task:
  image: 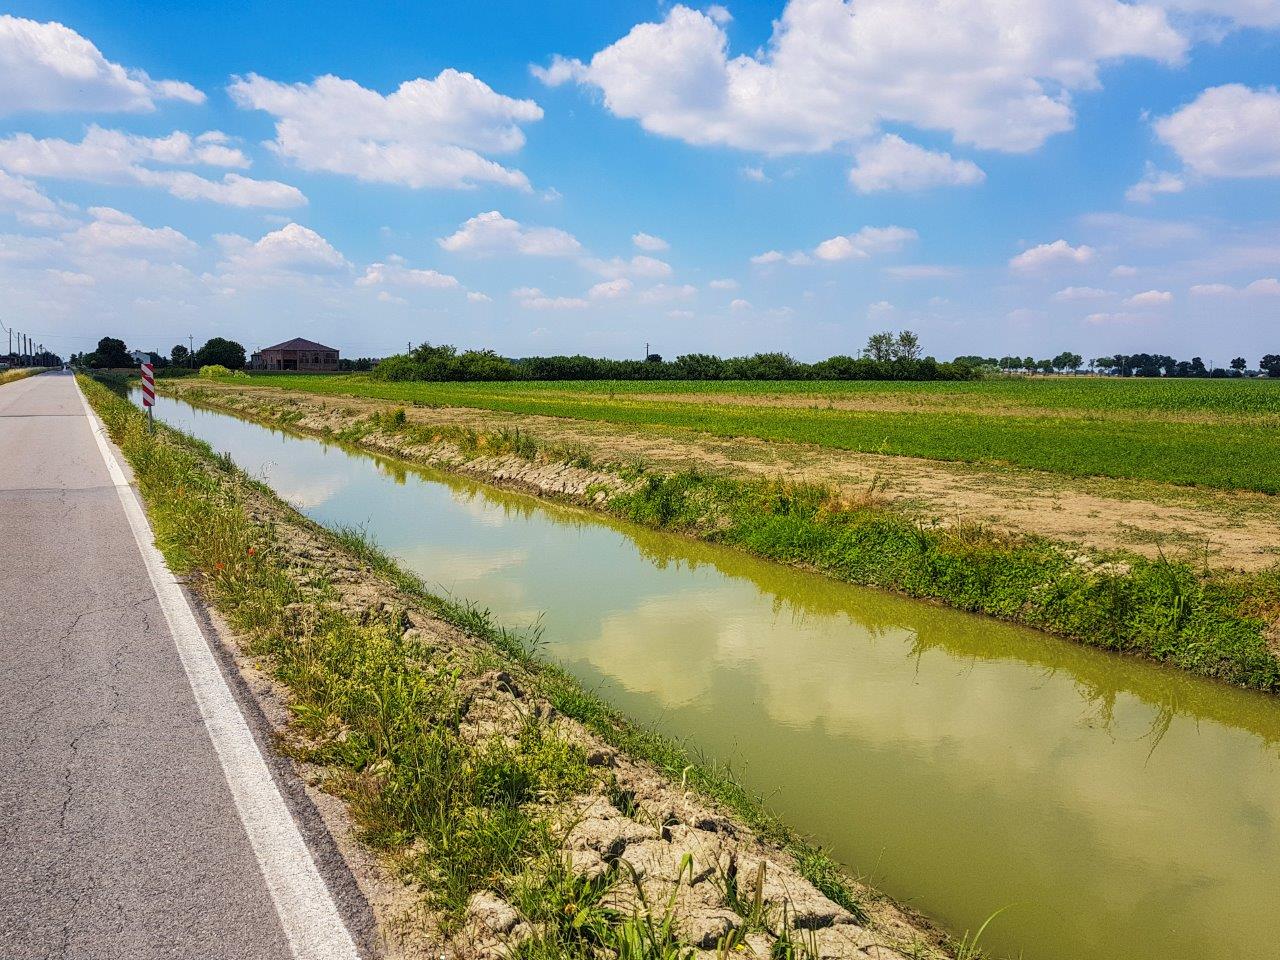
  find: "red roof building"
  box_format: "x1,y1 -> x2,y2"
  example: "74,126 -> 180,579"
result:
251,338 -> 339,372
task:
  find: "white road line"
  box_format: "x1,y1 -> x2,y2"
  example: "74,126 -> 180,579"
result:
75,379 -> 360,960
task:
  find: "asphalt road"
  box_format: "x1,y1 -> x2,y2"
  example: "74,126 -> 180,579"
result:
0,372 -> 369,959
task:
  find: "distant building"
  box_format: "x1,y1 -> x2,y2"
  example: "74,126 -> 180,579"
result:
251,338 -> 340,372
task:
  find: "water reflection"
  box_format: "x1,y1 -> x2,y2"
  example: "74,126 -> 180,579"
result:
144,392 -> 1280,960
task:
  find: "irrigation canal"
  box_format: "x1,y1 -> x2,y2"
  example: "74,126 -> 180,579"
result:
140,389 -> 1280,960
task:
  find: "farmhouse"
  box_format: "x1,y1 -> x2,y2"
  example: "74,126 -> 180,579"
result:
251,337 -> 340,372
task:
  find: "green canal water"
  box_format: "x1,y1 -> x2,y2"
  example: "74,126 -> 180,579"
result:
143,391 -> 1280,960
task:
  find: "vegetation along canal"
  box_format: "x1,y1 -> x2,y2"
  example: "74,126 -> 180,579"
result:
141,389 -> 1280,960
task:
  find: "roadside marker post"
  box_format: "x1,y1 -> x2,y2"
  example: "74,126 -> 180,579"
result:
140,361 -> 155,433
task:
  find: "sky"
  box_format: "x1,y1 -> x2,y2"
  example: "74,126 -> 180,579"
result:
0,1 -> 1278,364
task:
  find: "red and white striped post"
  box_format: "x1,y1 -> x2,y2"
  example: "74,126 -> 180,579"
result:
140,361 -> 155,432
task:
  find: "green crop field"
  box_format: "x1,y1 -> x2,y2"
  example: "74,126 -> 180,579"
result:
233,374 -> 1280,493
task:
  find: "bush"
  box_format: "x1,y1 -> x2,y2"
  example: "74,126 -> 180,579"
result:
199,364 -> 248,380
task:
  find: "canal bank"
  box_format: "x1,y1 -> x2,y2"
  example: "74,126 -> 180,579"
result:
129,378 -> 1280,960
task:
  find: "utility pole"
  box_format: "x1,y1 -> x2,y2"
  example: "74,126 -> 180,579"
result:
188,334 -> 194,368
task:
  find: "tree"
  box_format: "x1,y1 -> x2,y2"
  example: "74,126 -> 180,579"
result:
1231,357 -> 1247,372
893,330 -> 922,361
864,331 -> 895,362
171,344 -> 190,366
195,337 -> 246,370
1261,355 -> 1280,378
89,336 -> 131,368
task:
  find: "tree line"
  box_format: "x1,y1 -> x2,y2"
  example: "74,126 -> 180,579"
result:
373,331 -> 977,383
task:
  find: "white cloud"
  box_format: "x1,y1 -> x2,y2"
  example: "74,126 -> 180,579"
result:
228,71 -> 542,191
730,298 -> 751,311
377,291 -> 407,305
583,254 -> 672,278
883,264 -> 960,280
1155,85 -> 1280,179
0,169 -> 53,211
519,291 -> 590,310
1125,163 -> 1186,202
0,15 -> 203,115
632,231 -> 669,251
1054,286 -> 1113,301
1085,311 -> 1149,324
46,268 -> 95,286
588,278 -> 633,299
0,127 -> 305,208
534,1 -> 1185,154
709,278 -> 738,290
741,165 -> 770,183
357,258 -> 459,289
1112,264 -> 1139,277
438,210 -> 581,257
1124,289 -> 1174,306
66,207 -> 196,257
814,225 -> 917,261
638,282 -> 696,303
848,135 -> 984,193
466,291 -> 492,303
1191,277 -> 1280,296
219,223 -> 347,274
751,249 -> 810,266
1009,239 -> 1095,271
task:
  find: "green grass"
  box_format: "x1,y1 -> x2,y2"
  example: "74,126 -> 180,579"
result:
231,374 -> 1280,493
81,373 -> 922,957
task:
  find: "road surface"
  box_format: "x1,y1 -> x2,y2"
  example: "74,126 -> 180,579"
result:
0,371 -> 370,959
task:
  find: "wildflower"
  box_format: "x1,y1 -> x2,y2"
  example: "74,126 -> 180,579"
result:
247,547 -> 256,557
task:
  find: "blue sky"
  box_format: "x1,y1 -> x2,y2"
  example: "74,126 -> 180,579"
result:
1,1 -> 1278,364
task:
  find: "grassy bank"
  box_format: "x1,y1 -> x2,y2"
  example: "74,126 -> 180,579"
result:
0,367 -> 42,386
167,380 -> 1280,693
234,373 -> 1280,493
81,374 -> 951,960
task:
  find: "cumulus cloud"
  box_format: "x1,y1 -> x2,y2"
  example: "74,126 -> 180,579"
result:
1190,277 -> 1280,295
0,15 -> 203,115
1155,84 -> 1280,179
1009,239 -> 1095,271
1053,285 -> 1113,301
709,278 -> 738,290
438,210 -> 581,257
588,278 -> 633,299
1124,288 -> 1174,306
228,71 -> 542,191
848,135 -> 984,193
0,127 -> 305,208
751,249 -> 810,266
1126,163 -> 1186,202
583,254 -> 672,278
813,226 -> 917,261
0,168 -> 54,211
533,1 -> 1185,154
638,282 -> 696,303
632,231 -> 669,251
219,223 -> 347,274
66,206 -> 196,257
882,264 -> 960,280
511,286 -> 589,310
357,257 -> 459,289
466,291 -> 492,303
